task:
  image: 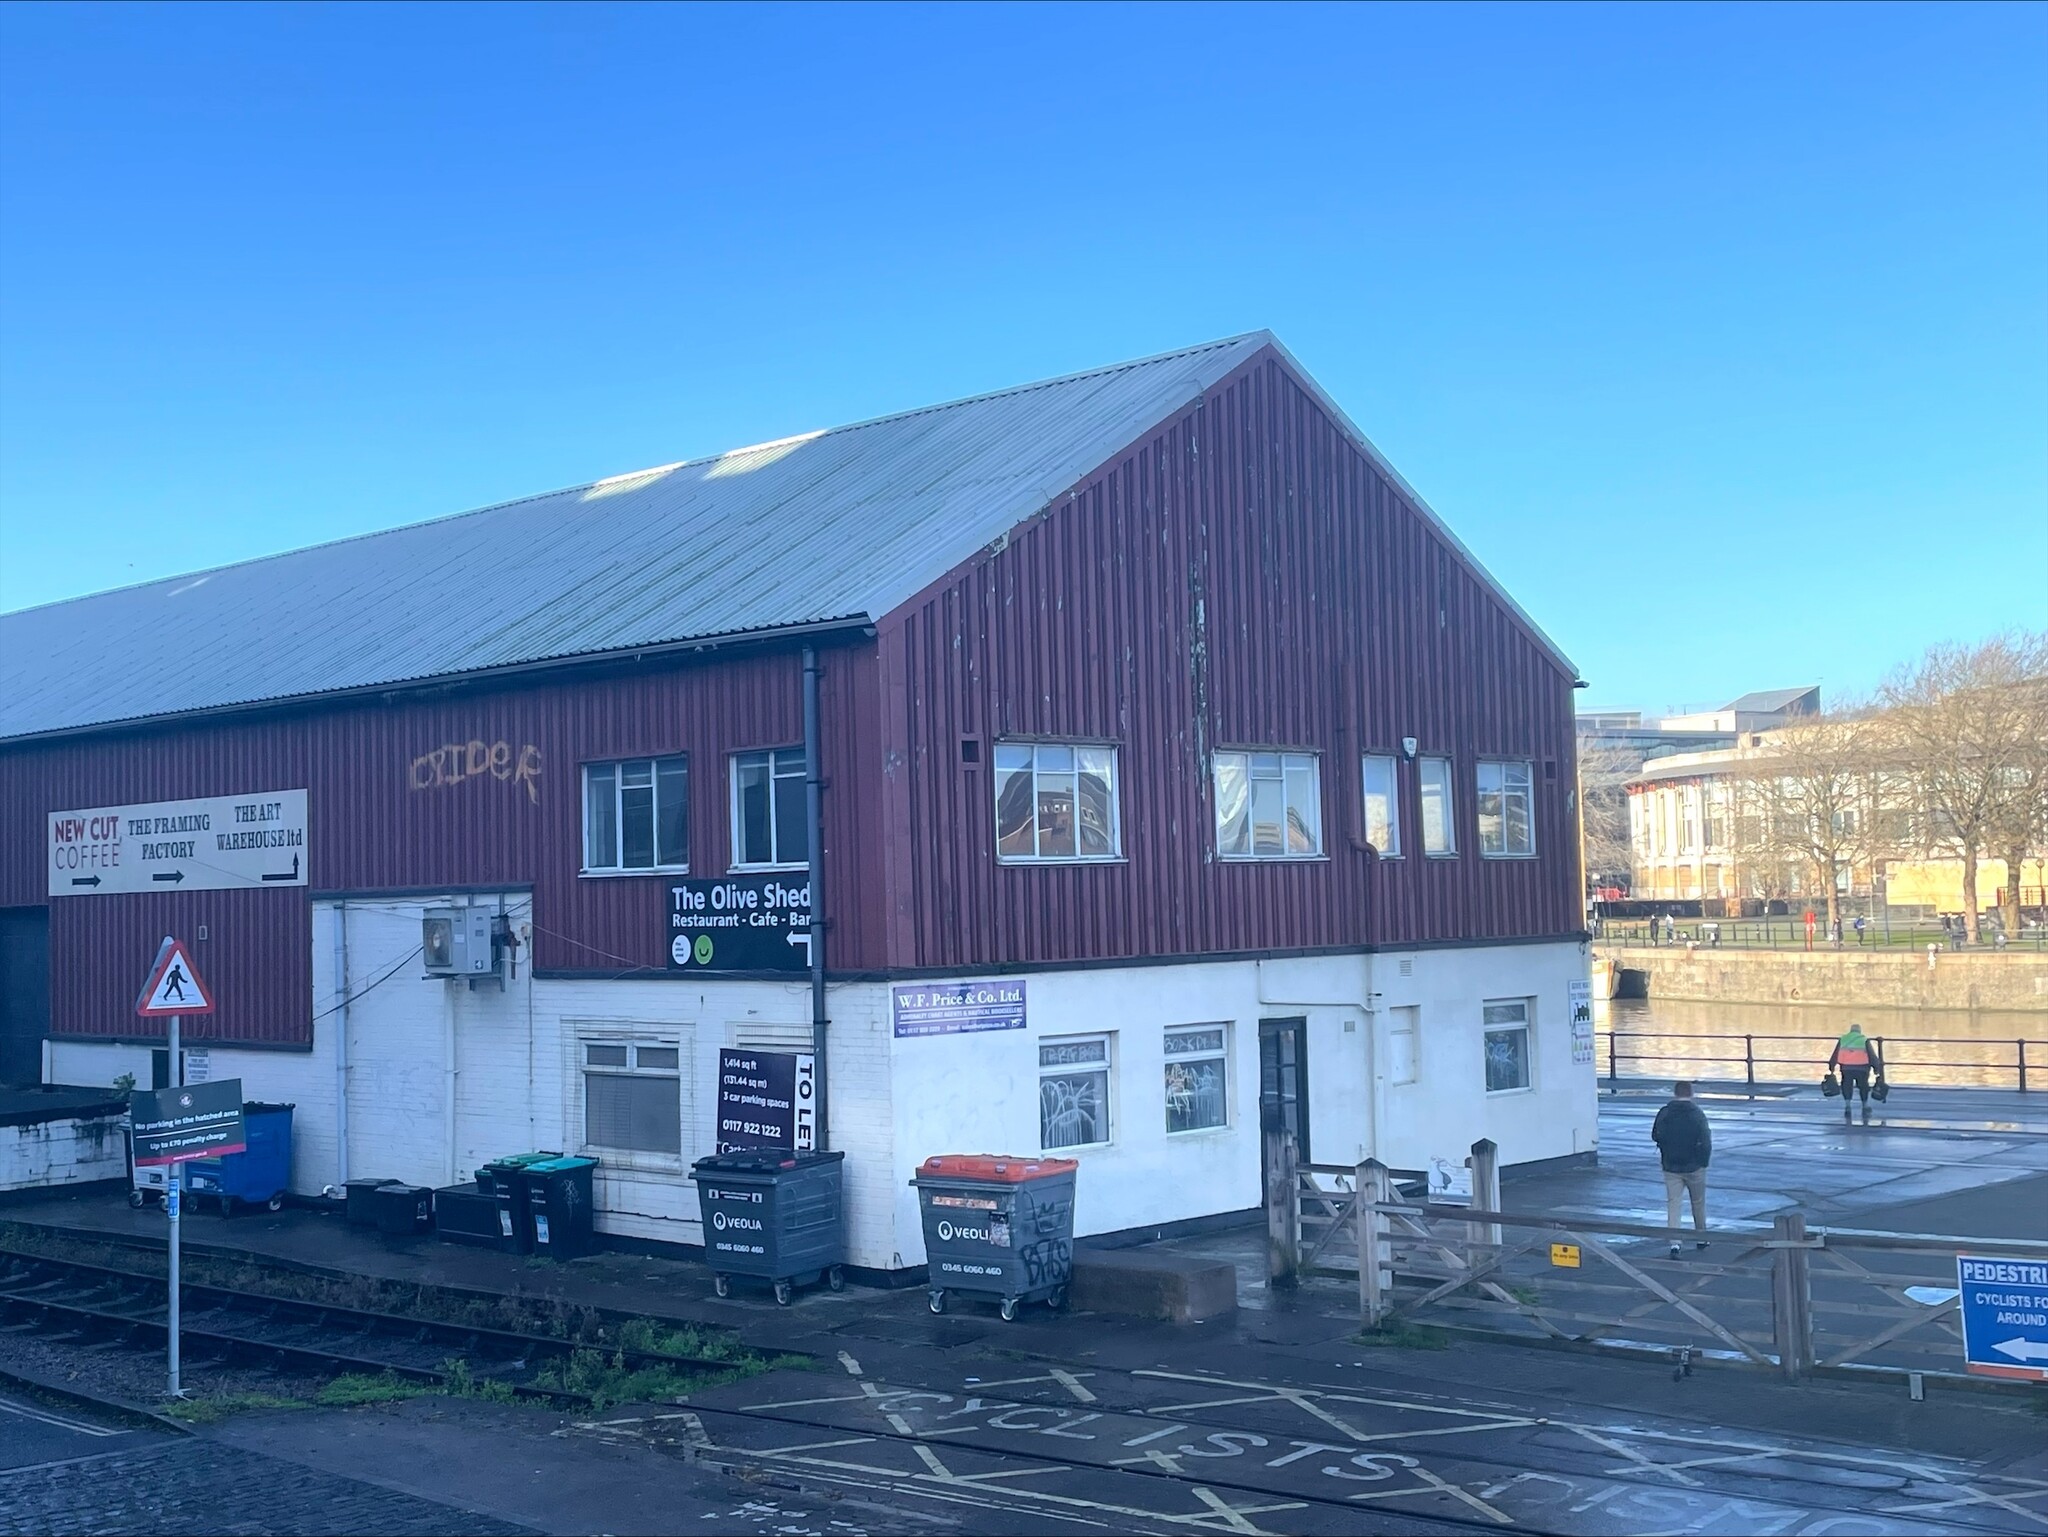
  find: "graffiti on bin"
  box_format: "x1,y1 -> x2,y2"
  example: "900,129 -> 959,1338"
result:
1020,1238 -> 1072,1288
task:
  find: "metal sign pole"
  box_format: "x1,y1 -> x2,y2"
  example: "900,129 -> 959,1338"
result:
167,1010 -> 182,1399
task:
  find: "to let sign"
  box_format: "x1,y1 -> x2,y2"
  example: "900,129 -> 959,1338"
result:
668,875 -> 810,973
131,1078 -> 246,1167
715,1048 -> 816,1153
49,790 -> 308,896
1957,1254 -> 2048,1380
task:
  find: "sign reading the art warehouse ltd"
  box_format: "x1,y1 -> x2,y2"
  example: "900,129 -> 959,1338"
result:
130,1078 -> 245,1167
715,1048 -> 816,1153
50,790 -> 307,897
892,979 -> 1027,1039
668,875 -> 810,973
1569,978 -> 1594,1065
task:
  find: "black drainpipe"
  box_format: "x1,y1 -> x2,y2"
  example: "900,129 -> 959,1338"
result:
803,644 -> 830,1152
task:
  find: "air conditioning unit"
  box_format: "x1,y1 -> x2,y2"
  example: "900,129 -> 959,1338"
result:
423,906 -> 494,977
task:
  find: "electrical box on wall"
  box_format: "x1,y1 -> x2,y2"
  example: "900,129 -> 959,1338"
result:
422,906 -> 494,977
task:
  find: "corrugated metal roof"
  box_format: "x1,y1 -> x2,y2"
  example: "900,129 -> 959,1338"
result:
1722,687 -> 1819,715
0,330 -> 1574,742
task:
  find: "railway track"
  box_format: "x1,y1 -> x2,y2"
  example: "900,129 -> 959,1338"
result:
0,1245 -> 763,1408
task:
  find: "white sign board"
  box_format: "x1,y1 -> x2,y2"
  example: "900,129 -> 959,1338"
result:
1569,978 -> 1594,1065
50,790 -> 308,897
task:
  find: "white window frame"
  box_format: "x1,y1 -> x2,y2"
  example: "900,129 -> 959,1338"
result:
1362,755 -> 1401,857
1214,750 -> 1324,860
582,755 -> 689,875
1039,1033 -> 1114,1151
1482,998 -> 1533,1095
1419,755 -> 1457,857
994,742 -> 1122,863
1163,1023 -> 1230,1136
1476,758 -> 1536,859
730,747 -> 808,871
576,1032 -> 686,1167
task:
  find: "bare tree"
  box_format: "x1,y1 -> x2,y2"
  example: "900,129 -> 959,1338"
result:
1881,632 -> 2048,943
1576,736 -> 1640,893
1981,635 -> 2048,936
1729,715 -> 1878,933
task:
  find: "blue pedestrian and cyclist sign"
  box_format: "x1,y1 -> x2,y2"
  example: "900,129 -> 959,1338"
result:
1956,1254 -> 2048,1381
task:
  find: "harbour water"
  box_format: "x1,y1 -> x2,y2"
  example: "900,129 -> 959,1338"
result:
1596,994 -> 2048,1090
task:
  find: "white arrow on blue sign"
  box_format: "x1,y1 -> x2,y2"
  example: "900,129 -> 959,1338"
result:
1956,1254 -> 2048,1379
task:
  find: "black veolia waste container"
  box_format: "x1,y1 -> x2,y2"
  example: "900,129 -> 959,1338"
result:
522,1156 -> 599,1260
690,1149 -> 846,1305
374,1183 -> 435,1235
911,1154 -> 1077,1321
434,1182 -> 508,1248
345,1178 -> 399,1226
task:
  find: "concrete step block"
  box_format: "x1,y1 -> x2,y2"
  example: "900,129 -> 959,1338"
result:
1068,1247 -> 1237,1323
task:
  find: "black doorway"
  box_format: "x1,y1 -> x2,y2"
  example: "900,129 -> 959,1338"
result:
1258,1016 -> 1310,1187
0,909 -> 51,1087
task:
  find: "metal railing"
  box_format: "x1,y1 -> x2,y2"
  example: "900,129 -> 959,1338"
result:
1596,916 -> 2048,951
1597,1029 -> 2048,1092
1265,1131 -> 2048,1385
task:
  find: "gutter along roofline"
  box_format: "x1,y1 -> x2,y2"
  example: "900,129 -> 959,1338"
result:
0,615 -> 876,750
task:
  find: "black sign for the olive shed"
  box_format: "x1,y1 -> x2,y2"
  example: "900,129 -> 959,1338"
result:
130,1078 -> 246,1167
668,874 -> 810,973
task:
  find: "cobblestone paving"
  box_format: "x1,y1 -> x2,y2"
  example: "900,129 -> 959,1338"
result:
0,1440 -> 534,1537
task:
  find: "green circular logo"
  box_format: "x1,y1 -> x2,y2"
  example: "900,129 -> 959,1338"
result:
693,934 -> 714,966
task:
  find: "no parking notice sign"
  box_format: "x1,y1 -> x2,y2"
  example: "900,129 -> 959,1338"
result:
1956,1255 -> 2048,1381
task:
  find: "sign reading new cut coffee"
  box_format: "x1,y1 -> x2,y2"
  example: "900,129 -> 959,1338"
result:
891,979 -> 1027,1039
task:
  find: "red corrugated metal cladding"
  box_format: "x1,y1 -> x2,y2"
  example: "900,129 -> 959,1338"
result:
874,348 -> 1580,970
1,344 -> 1579,1050
0,644 -> 885,1047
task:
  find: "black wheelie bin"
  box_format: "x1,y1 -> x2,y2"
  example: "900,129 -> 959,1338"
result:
910,1154 -> 1078,1321
690,1149 -> 846,1305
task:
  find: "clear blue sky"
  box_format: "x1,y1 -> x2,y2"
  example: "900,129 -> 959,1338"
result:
2,3 -> 2042,714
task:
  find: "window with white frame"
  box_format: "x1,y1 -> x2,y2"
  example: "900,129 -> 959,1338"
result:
1214,750 -> 1323,858
1163,1024 -> 1229,1134
581,1039 -> 683,1154
584,757 -> 688,872
1482,999 -> 1532,1093
1476,759 -> 1535,857
995,743 -> 1120,861
732,748 -> 807,868
1039,1034 -> 1113,1149
1419,756 -> 1457,856
1362,755 -> 1401,856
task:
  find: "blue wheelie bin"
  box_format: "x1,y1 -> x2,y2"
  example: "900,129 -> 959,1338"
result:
184,1102 -> 295,1217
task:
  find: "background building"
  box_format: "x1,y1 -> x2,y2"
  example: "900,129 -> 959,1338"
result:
0,333 -> 1594,1271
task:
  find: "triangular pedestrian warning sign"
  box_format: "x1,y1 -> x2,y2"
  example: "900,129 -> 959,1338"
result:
136,935 -> 214,1017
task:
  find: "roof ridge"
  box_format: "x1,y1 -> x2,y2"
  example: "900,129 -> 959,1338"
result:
0,331 -> 1273,622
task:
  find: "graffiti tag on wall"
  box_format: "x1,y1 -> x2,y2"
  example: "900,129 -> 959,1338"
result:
410,740 -> 543,804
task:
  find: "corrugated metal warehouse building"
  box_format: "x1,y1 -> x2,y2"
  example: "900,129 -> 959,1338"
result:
0,332 -> 1597,1270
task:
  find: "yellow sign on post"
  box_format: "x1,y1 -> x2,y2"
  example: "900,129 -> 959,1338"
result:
1550,1242 -> 1581,1268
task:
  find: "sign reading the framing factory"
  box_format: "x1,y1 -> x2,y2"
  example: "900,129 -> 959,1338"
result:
668,875 -> 810,973
130,1078 -> 246,1167
891,979 -> 1027,1039
1956,1254 -> 2048,1380
715,1048 -> 816,1153
49,790 -> 308,897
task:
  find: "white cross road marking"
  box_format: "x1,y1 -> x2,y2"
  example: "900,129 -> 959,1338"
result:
1188,1484 -> 1265,1534
1051,1368 -> 1098,1403
1880,1483 -> 2048,1528
1568,1424 -> 1705,1487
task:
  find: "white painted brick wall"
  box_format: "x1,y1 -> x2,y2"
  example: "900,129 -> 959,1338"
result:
1,1114 -> 128,1192
45,924 -> 1592,1277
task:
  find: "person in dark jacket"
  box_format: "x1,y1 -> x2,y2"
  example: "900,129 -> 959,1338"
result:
1651,1081 -> 1712,1258
1828,1024 -> 1884,1124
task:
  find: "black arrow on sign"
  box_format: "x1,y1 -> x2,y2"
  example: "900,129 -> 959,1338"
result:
152,870 -> 185,884
262,853 -> 300,883
70,875 -> 101,888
